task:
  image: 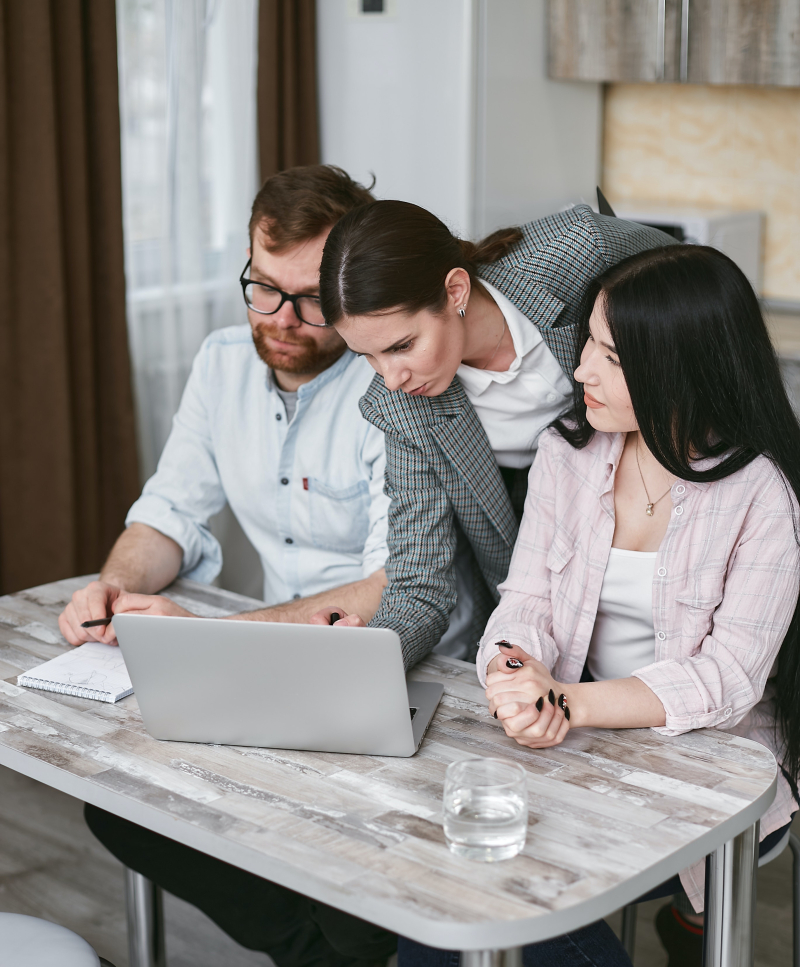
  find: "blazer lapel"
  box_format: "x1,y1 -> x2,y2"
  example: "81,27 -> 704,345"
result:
480,260 -> 576,377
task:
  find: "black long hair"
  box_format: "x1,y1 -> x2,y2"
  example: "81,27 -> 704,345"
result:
554,244 -> 800,791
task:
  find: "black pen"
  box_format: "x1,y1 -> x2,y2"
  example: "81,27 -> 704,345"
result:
81,618 -> 113,628
329,612 -> 341,625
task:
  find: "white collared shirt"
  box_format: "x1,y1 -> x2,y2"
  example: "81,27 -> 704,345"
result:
126,326 -> 389,605
456,280 -> 573,468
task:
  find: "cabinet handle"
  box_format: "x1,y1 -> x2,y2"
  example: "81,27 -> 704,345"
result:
656,0 -> 666,81
680,0 -> 690,81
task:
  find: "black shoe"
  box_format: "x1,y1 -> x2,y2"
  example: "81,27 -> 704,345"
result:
655,902 -> 703,967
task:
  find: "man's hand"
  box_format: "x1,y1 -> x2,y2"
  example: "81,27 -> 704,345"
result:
308,605 -> 367,627
112,592 -> 196,619
485,643 -> 570,749
58,524 -> 184,646
59,581 -> 125,646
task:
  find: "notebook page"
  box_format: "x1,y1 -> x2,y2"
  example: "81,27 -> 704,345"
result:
18,642 -> 133,703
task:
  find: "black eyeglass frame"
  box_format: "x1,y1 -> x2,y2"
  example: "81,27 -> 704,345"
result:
238,258 -> 328,327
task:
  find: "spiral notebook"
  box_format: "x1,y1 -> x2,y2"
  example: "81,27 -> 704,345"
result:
18,642 -> 133,703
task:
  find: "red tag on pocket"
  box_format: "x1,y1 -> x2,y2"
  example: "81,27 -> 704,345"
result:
302,477 -> 309,491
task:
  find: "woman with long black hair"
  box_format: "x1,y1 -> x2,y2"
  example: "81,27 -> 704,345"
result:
472,243 -> 800,964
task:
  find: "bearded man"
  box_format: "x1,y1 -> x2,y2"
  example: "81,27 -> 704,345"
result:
57,167 -> 402,967
59,165 -> 390,644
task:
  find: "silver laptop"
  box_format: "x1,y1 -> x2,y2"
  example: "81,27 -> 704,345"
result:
113,614 -> 443,757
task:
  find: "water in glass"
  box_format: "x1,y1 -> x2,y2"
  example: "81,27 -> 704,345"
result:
443,758 -> 528,861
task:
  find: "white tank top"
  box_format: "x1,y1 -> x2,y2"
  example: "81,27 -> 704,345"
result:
587,548 -> 657,682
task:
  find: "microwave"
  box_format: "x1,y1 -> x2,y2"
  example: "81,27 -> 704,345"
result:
613,203 -> 764,295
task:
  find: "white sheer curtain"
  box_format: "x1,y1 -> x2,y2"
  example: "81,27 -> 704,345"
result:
116,0 -> 264,598
116,0 -> 259,481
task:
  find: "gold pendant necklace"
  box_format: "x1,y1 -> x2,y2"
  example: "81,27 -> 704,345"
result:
635,438 -> 673,517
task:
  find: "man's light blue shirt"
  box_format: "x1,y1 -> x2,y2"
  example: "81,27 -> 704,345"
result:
126,326 -> 389,605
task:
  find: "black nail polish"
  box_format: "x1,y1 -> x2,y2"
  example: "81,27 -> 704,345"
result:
506,658 -> 523,669
535,696 -> 544,712
548,689 -> 555,705
493,710 -> 498,719
564,707 -> 571,721
497,641 -> 513,649
558,693 -> 567,710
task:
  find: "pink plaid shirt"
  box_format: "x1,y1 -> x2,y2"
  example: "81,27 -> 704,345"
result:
478,428 -> 800,910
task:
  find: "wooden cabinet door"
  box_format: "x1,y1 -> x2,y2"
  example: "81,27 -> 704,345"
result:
548,0 -> 684,82
687,0 -> 800,86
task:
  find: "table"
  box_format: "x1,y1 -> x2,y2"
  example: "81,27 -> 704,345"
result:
0,577 -> 778,967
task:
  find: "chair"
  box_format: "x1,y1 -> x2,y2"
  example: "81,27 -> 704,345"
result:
0,912 -> 116,966
618,831 -> 800,964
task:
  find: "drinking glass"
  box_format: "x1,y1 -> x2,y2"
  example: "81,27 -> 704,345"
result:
443,757 -> 528,861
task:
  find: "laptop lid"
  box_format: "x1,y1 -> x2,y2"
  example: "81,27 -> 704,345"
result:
113,614 -> 440,757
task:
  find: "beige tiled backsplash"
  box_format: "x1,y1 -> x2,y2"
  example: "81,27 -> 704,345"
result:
603,84 -> 800,302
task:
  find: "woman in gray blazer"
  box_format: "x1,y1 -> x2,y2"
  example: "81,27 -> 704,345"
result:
317,199 -> 673,668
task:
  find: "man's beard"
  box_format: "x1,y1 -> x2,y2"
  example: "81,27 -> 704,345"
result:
251,322 -> 346,375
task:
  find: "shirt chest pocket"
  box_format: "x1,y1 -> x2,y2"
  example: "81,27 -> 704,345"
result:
305,477 -> 371,554
546,535 -> 576,597
546,534 -> 576,573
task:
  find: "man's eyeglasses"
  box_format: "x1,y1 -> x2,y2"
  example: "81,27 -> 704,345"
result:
239,259 -> 327,327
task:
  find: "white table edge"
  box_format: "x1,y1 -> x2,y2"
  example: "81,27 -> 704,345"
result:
0,737 -> 778,951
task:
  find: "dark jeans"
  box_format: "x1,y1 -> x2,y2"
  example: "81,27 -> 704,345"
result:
84,804 -> 396,967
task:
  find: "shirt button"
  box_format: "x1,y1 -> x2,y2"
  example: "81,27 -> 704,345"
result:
546,392 -> 557,402
293,593 -> 301,600
276,413 -> 282,421
724,707 -> 733,717
675,485 -> 686,495
657,567 -> 667,576
674,506 -> 684,516
285,537 -> 293,545
280,477 -> 289,485
657,631 -> 666,641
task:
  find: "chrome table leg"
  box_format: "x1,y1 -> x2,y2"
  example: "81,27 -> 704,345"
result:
620,903 -> 637,958
124,867 -> 167,967
703,822 -> 759,967
461,949 -> 522,967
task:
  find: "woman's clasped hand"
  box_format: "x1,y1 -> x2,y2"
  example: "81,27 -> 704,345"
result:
485,643 -> 570,748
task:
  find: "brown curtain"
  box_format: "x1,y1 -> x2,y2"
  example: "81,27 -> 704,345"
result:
258,0 -> 320,180
0,0 -> 140,594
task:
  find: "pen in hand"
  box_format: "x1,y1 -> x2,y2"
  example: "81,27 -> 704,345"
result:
81,618 -> 113,628
329,613 -> 341,625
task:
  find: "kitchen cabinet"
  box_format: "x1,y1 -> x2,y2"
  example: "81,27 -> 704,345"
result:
548,0 -> 800,86
686,0 -> 800,86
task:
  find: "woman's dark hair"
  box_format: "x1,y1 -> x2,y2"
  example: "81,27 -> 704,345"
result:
553,244 -> 800,791
319,200 -> 523,323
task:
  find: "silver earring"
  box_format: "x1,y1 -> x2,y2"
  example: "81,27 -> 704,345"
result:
458,306 -> 466,319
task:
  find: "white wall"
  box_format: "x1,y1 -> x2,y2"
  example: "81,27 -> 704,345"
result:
316,0 -> 601,239
317,0 -> 476,236
475,0 -> 602,234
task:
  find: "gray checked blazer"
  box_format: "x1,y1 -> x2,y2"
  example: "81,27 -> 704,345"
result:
360,204 -> 676,668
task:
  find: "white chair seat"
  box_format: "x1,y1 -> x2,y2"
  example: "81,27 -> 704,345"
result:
0,913 -> 100,967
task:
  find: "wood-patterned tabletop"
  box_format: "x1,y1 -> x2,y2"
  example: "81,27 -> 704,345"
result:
0,577 -> 777,950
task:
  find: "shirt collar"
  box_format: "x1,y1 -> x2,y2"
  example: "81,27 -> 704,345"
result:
266,349 -> 356,399
455,279 -> 543,397
600,430 -> 719,495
